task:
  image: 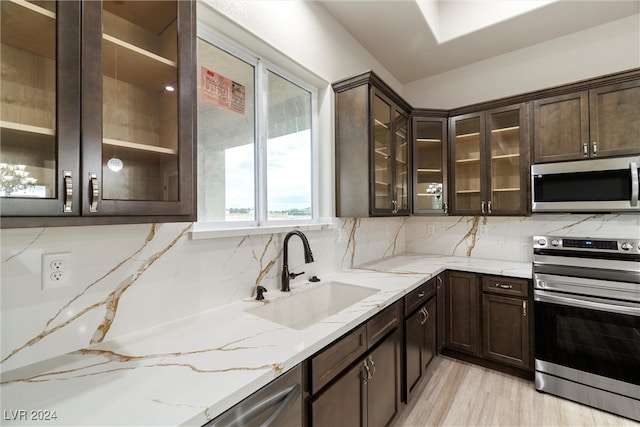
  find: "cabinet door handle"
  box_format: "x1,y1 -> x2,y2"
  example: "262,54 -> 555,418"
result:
392,200 -> 398,213
481,201 -> 485,214
437,275 -> 443,288
487,200 -> 492,214
89,172 -> 99,213
523,301 -> 527,317
424,307 -> 429,322
592,142 -> 597,156
496,283 -> 513,289
583,143 -> 588,156
362,359 -> 371,383
63,171 -> 73,213
368,355 -> 376,378
420,307 -> 428,325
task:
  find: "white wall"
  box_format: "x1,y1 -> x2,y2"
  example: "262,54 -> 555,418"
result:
404,14 -> 640,109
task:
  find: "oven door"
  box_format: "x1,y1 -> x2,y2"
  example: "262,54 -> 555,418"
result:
534,289 -> 640,391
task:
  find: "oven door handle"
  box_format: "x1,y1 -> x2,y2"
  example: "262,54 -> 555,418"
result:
535,290 -> 640,317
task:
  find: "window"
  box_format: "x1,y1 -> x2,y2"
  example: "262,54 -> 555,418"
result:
196,27 -> 316,228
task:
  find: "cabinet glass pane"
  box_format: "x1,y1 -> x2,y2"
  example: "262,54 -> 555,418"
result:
101,1 -> 178,201
0,0 -> 56,198
489,110 -> 521,211
373,95 -> 391,210
394,111 -> 408,210
454,117 -> 481,211
415,121 -> 443,211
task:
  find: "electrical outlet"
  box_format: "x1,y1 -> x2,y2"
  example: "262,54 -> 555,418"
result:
42,252 -> 72,290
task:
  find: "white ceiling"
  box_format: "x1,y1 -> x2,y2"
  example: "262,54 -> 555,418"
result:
317,0 -> 640,84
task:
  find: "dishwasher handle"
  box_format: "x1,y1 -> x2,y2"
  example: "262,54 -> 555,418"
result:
207,382 -> 301,427
260,383 -> 301,427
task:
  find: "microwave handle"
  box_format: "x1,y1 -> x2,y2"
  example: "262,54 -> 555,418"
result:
631,162 -> 639,207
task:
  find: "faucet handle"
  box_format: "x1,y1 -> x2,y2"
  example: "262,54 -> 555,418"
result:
255,286 -> 267,301
289,271 -> 305,279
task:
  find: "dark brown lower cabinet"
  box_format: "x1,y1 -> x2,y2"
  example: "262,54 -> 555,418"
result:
443,271 -> 533,375
311,360 -> 363,427
445,271 -> 480,356
436,273 -> 446,353
404,295 -> 436,402
481,276 -> 531,370
310,331 -> 400,427
309,302 -> 401,427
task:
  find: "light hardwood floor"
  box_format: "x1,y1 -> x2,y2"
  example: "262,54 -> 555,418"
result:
393,357 -> 640,427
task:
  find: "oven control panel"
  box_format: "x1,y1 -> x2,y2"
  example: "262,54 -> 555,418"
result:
533,235 -> 640,254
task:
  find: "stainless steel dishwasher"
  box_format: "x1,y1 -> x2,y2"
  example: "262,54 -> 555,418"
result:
204,364 -> 304,427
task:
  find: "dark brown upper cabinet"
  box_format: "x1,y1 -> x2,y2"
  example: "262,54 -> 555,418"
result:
534,79 -> 640,163
412,113 -> 448,215
449,104 -> 529,216
1,1 -> 196,227
334,71 -> 411,217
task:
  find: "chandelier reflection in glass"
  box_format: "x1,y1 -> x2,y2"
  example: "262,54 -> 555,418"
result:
0,163 -> 38,196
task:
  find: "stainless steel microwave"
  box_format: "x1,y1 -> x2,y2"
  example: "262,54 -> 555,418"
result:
531,156 -> 640,213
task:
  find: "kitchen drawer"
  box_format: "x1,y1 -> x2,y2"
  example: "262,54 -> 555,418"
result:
482,276 -> 529,298
404,278 -> 436,316
310,324 -> 367,394
367,302 -> 399,348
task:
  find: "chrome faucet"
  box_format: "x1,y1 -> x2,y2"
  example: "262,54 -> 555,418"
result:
281,230 -> 314,292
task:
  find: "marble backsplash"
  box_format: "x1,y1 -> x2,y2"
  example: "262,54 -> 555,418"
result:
405,213 -> 640,262
1,213 -> 637,372
0,217 -> 406,372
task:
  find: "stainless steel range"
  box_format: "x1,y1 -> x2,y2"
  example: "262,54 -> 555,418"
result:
533,235 -> 640,421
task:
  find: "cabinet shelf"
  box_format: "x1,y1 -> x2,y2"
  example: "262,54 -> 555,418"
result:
102,34 -> 177,92
492,187 -> 521,192
491,153 -> 520,160
1,0 -> 56,59
416,138 -> 441,143
456,158 -> 480,163
456,132 -> 480,139
0,121 -> 55,137
491,125 -> 519,133
416,168 -> 442,173
374,119 -> 389,129
103,138 -> 177,158
457,189 -> 481,194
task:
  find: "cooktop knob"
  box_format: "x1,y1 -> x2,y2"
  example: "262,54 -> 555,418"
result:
551,239 -> 560,246
537,238 -> 547,246
621,242 -> 632,251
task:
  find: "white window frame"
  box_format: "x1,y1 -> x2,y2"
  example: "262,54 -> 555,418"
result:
193,25 -> 321,239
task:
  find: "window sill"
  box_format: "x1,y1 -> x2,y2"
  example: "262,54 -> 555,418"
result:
190,218 -> 337,240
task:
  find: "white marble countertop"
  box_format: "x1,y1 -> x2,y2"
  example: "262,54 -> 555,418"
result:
0,254 -> 531,427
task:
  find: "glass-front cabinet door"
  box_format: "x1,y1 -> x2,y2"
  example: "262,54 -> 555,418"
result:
413,116 -> 447,214
487,105 -> 527,215
450,113 -> 484,215
0,1 -> 80,217
394,110 -> 409,214
372,92 -> 392,213
450,104 -> 528,216
371,90 -> 409,215
82,0 -> 194,217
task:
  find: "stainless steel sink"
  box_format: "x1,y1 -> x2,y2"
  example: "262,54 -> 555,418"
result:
247,281 -> 379,330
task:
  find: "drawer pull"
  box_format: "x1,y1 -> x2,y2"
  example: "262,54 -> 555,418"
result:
418,291 -> 425,298
523,301 -> 527,317
496,283 -> 513,289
